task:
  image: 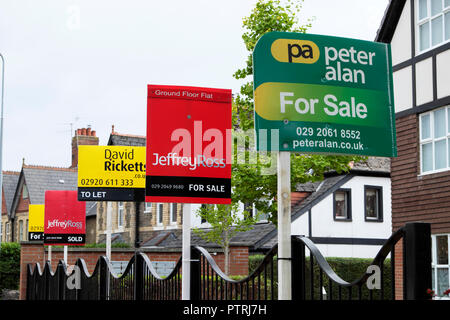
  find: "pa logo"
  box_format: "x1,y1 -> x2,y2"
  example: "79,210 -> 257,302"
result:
66,265 -> 81,290
271,39 -> 320,64
366,265 -> 381,290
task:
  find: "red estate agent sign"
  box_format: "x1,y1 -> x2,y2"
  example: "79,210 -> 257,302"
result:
44,190 -> 86,245
146,85 -> 232,204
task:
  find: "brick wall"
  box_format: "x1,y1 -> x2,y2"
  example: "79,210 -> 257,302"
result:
19,242 -> 248,300
71,127 -> 99,168
394,239 -> 403,300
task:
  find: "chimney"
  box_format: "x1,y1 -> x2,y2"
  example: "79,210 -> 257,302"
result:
71,127 -> 99,168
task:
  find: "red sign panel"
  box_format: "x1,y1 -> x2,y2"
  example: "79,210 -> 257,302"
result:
44,190 -> 86,245
146,85 -> 232,204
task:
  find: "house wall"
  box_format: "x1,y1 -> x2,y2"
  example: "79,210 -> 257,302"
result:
11,183 -> 30,242
387,0 -> 450,299
390,0 -> 450,233
96,201 -> 184,245
291,175 -> 391,258
392,114 -> 450,233
391,0 -> 412,65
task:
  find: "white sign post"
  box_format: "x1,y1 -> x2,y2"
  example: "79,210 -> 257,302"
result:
277,151 -> 291,300
64,245 -> 68,265
106,202 -> 112,260
181,203 -> 191,300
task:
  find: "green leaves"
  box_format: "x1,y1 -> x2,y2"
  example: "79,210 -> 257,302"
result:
0,243 -> 21,290
229,0 -> 364,225
193,203 -> 259,249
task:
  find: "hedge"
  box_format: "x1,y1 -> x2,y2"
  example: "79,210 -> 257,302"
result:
249,254 -> 392,300
0,243 -> 21,290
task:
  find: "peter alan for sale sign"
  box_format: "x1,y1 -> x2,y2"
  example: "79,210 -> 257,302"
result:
146,85 -> 232,204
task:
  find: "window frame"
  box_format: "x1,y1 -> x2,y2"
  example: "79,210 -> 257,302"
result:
22,184 -> 29,199
419,106 -> 450,175
333,188 -> 352,221
431,234 -> 450,298
170,203 -> 178,225
156,203 -> 164,226
19,220 -> 23,241
364,185 -> 384,222
416,0 -> 450,54
117,202 -> 124,229
144,202 -> 152,214
6,222 -> 10,237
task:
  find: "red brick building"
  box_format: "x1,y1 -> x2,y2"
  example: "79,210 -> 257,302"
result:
376,0 -> 450,298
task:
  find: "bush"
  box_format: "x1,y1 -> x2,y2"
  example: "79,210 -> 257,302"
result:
0,243 -> 21,290
304,257 -> 392,300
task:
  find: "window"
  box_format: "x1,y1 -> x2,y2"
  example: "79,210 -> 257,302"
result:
432,234 -> 450,297
170,203 -> 178,224
118,202 -> 124,228
156,203 -> 164,226
244,203 -> 269,222
22,184 -> 29,199
417,0 -> 450,52
19,220 -> 23,241
200,204 -> 208,224
364,186 -> 383,222
5,222 -> 10,241
244,203 -> 253,219
420,106 -> 450,174
333,189 -> 351,221
144,202 -> 152,213
254,205 -> 269,222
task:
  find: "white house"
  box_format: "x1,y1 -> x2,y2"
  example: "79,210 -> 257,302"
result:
260,157 -> 392,259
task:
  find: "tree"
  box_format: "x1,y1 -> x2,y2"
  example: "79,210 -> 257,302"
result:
193,203 -> 258,275
194,0 -> 365,274
232,0 -> 365,224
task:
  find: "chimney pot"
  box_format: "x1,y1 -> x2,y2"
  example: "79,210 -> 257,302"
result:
81,128 -> 87,136
91,130 -> 96,137
87,127 -> 91,136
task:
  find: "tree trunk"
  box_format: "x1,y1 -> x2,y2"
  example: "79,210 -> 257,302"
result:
224,227 -> 230,276
224,245 -> 230,276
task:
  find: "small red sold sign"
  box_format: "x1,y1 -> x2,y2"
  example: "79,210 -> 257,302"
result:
44,190 -> 86,245
146,85 -> 232,204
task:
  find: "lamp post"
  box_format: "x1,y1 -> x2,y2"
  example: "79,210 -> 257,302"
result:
0,53 -> 5,249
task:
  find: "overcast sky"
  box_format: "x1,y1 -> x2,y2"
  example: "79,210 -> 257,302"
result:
0,0 -> 389,172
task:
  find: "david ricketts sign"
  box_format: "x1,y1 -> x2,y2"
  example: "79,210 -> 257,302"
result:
78,145 -> 146,201
146,85 -> 232,204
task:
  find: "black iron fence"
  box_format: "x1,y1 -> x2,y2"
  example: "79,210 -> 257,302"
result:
26,222 -> 431,300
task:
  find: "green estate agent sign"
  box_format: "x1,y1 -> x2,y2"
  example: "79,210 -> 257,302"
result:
253,32 -> 397,157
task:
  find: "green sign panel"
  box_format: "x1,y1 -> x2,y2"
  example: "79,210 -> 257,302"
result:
253,32 -> 397,157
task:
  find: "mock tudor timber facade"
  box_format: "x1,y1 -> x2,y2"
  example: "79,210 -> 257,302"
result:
377,0 -> 450,297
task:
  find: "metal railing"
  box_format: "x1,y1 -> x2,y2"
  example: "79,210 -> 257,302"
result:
26,222 -> 431,300
190,244 -> 278,300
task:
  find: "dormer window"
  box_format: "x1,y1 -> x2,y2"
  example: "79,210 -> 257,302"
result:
23,184 -> 29,199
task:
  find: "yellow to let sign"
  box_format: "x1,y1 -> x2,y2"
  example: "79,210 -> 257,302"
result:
28,204 -> 44,233
78,146 -> 146,201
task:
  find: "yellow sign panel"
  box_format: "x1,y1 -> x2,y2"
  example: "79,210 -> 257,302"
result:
28,204 -> 44,233
78,145 -> 146,188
